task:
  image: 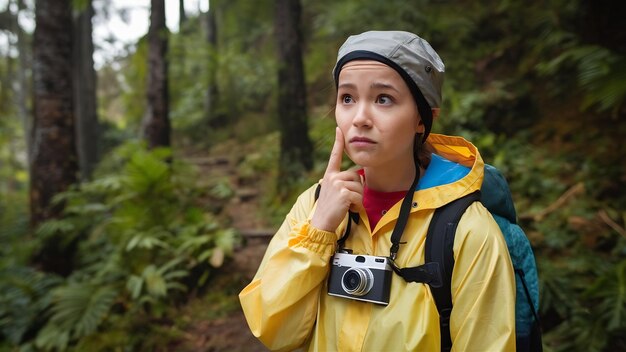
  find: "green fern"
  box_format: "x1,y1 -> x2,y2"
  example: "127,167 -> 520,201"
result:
53,283 -> 116,334
538,44 -> 626,115
35,219 -> 76,239
544,307 -> 608,352
126,258 -> 188,302
34,283 -> 117,350
35,325 -> 70,352
588,260 -> 626,331
126,228 -> 171,251
214,228 -> 239,256
0,267 -> 62,345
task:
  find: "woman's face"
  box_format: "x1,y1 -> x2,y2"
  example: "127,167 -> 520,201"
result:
335,60 -> 423,169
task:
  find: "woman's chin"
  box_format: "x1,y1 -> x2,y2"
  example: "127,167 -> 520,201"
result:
346,152 -> 377,168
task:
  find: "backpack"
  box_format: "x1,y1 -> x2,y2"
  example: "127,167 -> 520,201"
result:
407,165 -> 542,352
315,165 -> 542,351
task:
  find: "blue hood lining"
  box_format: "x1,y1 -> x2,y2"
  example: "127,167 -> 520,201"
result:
417,153 -> 518,223
417,153 -> 470,190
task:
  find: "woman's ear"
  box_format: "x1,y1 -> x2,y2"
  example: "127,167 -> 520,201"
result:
432,108 -> 440,120
416,119 -> 426,134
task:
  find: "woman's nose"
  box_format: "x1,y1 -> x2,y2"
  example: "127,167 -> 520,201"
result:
352,103 -> 372,127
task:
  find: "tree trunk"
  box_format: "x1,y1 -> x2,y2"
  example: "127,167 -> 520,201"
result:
274,0 -> 313,188
31,0 -> 78,274
179,0 -> 187,29
203,1 -> 220,126
580,0 -> 626,55
73,0 -> 99,180
142,0 -> 171,149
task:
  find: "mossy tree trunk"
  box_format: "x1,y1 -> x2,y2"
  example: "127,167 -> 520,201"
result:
204,1 -> 221,127
31,0 -> 78,274
142,0 -> 171,149
73,0 -> 99,180
274,0 -> 313,191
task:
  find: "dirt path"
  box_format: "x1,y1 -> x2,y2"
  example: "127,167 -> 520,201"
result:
179,152 -> 273,351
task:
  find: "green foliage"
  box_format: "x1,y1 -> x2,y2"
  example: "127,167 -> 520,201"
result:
591,260 -> 626,330
483,129 -> 626,350
0,267 -> 62,345
538,45 -> 626,115
35,283 -> 118,351
167,3 -> 278,147
541,261 -> 626,351
126,258 -> 187,304
0,141 -> 239,350
0,192 -> 31,267
120,38 -> 148,130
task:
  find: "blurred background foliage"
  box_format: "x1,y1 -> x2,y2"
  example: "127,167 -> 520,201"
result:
1,0 -> 625,350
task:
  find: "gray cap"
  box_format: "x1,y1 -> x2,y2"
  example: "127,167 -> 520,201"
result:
333,31 -> 445,140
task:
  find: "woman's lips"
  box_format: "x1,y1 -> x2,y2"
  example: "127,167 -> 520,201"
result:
349,137 -> 376,147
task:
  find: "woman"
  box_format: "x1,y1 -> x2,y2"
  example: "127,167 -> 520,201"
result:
240,30 -> 516,351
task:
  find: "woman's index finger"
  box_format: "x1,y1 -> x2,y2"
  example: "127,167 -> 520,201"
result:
325,127 -> 345,174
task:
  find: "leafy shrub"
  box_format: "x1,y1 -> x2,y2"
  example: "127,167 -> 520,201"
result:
0,140 -> 240,350
0,267 -> 62,345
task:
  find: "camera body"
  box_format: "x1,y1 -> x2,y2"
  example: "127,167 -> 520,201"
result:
327,252 -> 393,305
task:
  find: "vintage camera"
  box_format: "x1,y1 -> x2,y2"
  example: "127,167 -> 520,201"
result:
327,252 -> 393,305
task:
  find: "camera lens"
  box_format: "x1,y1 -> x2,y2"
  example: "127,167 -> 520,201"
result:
341,267 -> 374,296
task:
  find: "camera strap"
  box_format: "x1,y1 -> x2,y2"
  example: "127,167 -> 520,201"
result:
388,162 -> 421,260
338,211 -> 359,251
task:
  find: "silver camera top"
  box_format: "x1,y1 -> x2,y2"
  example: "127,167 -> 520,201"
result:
332,253 -> 392,271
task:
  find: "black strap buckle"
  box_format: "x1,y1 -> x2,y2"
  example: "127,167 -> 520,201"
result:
439,308 -> 452,328
391,261 -> 444,288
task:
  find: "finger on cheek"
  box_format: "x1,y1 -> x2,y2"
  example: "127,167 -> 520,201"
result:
326,127 -> 345,175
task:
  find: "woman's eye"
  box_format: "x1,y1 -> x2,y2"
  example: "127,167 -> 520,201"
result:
377,95 -> 392,104
342,95 -> 354,104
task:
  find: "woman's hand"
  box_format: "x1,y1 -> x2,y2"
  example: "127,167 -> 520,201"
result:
311,127 -> 364,232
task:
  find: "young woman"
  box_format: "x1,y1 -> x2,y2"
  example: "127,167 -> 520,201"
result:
240,30 -> 516,351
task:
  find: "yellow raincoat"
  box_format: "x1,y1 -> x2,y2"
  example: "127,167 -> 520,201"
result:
239,134 -> 516,351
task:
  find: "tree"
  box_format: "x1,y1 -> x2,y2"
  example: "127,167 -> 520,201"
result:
274,0 -> 313,188
73,0 -> 99,180
179,0 -> 187,29
203,0 -> 220,126
31,0 -> 78,225
142,0 -> 171,149
31,0 -> 78,274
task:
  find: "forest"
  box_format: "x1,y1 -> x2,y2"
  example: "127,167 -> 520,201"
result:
0,0 -> 625,351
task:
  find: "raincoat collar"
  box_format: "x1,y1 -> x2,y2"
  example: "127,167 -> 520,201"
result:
367,133 -> 485,234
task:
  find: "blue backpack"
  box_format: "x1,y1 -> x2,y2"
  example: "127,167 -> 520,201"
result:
413,165 -> 542,352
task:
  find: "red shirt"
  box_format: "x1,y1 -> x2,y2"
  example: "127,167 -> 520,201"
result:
359,170 -> 407,230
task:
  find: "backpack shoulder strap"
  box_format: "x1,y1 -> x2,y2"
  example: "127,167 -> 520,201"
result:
425,191 -> 481,351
